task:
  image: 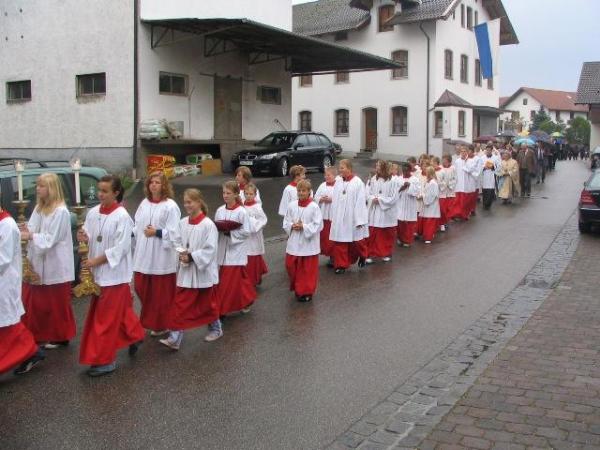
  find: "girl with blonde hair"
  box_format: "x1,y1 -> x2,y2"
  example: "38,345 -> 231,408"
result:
132,171 -> 181,337
421,166 -> 441,244
20,173 -> 76,349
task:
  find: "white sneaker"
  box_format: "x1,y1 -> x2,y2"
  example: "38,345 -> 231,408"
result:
424,240 -> 432,244
396,239 -> 402,246
150,329 -> 169,337
382,257 -> 391,262
204,330 -> 223,342
241,307 -> 252,314
440,225 -> 446,232
402,243 -> 410,248
159,338 -> 180,351
365,258 -> 374,264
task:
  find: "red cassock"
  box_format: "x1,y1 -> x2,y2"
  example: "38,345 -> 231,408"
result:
216,266 -> 256,315
368,226 -> 396,257
332,239 -> 368,269
451,192 -> 469,220
439,197 -> 454,226
285,254 -> 319,296
79,284 -> 145,366
21,282 -> 76,342
416,215 -> 424,236
134,272 -> 177,331
320,219 -> 334,256
0,322 -> 38,374
169,286 -> 219,330
246,255 -> 269,286
422,218 -> 438,242
467,192 -> 479,216
397,221 -> 417,245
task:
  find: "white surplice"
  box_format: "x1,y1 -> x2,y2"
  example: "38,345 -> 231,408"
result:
176,216 -> 219,289
329,175 -> 369,242
215,204 -> 250,266
283,201 -> 323,256
314,181 -> 335,221
422,180 -> 441,218
482,157 -> 501,190
0,214 -> 24,327
396,174 -> 421,222
438,166 -> 457,199
244,202 -> 267,256
278,184 -> 298,216
366,176 -> 398,228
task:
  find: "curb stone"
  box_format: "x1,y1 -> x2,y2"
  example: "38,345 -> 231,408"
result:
325,212 -> 580,450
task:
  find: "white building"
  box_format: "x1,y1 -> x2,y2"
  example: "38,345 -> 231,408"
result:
0,0 -> 396,173
500,87 -> 589,132
292,0 -> 518,159
576,62 -> 600,151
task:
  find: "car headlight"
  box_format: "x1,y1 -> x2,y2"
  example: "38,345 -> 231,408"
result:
258,153 -> 277,160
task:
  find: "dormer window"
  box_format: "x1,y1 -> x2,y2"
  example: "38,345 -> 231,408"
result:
378,5 -> 395,32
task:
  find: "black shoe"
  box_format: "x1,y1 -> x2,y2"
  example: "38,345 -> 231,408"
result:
334,268 -> 345,274
128,340 -> 143,356
358,258 -> 366,268
14,350 -> 45,375
326,261 -> 334,268
299,295 -> 312,303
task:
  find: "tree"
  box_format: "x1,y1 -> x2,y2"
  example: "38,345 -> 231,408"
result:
529,109 -> 553,131
565,117 -> 591,145
538,120 -> 557,134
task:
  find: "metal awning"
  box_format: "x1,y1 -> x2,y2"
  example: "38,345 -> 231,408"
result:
142,18 -> 402,76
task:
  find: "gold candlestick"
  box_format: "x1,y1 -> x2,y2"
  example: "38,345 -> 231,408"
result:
13,200 -> 41,285
72,205 -> 101,298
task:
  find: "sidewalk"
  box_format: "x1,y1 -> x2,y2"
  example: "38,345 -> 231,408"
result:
419,232 -> 600,449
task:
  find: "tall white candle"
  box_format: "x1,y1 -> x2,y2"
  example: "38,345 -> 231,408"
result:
15,160 -> 24,201
71,158 -> 82,204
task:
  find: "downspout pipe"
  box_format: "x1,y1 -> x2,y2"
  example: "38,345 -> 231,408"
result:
133,0 -> 139,178
419,22 -> 430,155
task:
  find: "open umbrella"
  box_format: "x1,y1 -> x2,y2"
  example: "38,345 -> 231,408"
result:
518,130 -> 530,137
513,137 -> 536,147
551,131 -> 563,138
497,130 -> 518,138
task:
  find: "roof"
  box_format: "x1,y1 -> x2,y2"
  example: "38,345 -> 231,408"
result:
388,0 -> 519,46
501,87 -> 589,112
499,96 -> 510,107
576,62 -> 600,105
142,18 -> 401,75
293,0 -> 370,36
435,89 -> 503,115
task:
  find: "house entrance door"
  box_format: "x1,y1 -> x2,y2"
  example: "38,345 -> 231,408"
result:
363,107 -> 378,151
214,76 -> 242,140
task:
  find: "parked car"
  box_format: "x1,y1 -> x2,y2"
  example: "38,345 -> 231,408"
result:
590,147 -> 600,170
578,169 -> 600,233
231,131 -> 337,177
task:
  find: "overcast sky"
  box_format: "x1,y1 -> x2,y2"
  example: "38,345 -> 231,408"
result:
291,0 -> 600,96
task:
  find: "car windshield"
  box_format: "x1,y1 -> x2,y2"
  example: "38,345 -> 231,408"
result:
588,172 -> 600,190
256,133 -> 296,147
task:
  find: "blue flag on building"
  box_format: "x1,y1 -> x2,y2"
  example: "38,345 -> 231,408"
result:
474,19 -> 500,79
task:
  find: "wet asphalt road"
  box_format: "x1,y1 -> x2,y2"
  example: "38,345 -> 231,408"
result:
0,160 -> 591,450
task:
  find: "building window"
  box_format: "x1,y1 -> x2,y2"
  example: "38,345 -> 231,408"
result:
299,111 -> 312,131
461,4 -> 465,28
6,80 -> 31,102
378,5 -> 395,32
511,111 -> 519,120
76,73 -> 106,97
487,76 -> 494,90
391,106 -> 408,135
257,86 -> 281,105
434,111 -> 443,137
460,55 -> 468,83
475,59 -> 482,86
474,11 -> 479,26
523,98 -> 528,105
335,109 -> 349,135
334,31 -> 348,41
391,50 -> 408,79
458,110 -> 466,136
556,111 -> 561,121
444,50 -> 453,80
159,72 -> 187,95
467,7 -> 473,30
530,110 -> 536,120
570,111 -> 575,120
335,72 -> 349,84
299,75 -> 312,87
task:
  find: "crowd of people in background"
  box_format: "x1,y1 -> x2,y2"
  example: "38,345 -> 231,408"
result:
1,139 -> 564,378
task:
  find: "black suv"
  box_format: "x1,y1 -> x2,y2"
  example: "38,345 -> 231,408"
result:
231,131 -> 337,177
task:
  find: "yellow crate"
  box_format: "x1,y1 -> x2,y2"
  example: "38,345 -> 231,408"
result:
201,159 -> 222,175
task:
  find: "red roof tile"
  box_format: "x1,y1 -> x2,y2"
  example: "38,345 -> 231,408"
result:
503,87 -> 588,112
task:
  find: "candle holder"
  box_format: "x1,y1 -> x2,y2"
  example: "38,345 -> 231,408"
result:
13,199 -> 41,285
71,205 -> 101,298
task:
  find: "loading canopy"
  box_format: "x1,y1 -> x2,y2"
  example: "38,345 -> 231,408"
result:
143,18 -> 403,76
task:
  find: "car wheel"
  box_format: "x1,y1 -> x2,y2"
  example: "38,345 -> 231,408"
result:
276,158 -> 289,177
320,155 -> 332,173
578,221 -> 591,233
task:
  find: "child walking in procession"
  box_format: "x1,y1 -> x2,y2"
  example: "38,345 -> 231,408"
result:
133,172 -> 181,337
0,202 -> 45,375
212,181 -> 255,338
160,189 -> 219,350
421,167 -> 441,244
366,160 -> 397,263
78,175 -> 145,377
283,179 -> 323,302
314,166 -> 336,265
20,173 -> 76,349
438,155 -> 457,232
236,166 -> 262,204
396,163 -> 421,247
244,183 -> 268,286
278,165 -> 306,216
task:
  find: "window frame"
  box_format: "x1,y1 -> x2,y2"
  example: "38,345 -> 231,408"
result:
391,49 -> 409,79
458,110 -> 466,137
6,80 -> 32,102
460,54 -> 469,83
378,4 -> 395,32
444,49 -> 454,80
335,71 -> 350,84
299,75 -> 313,87
335,109 -> 350,136
487,76 -> 494,90
461,4 -> 465,28
474,10 -> 479,26
523,98 -> 528,106
391,106 -> 408,136
299,111 -> 312,132
475,59 -> 482,86
76,72 -> 106,97
159,71 -> 188,96
257,85 -> 282,105
467,7 -> 473,30
434,111 -> 444,137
